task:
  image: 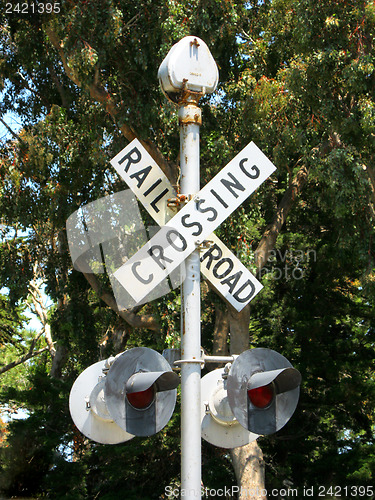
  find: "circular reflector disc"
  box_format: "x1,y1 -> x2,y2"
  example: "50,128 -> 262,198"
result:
105,347 -> 177,436
69,360 -> 134,444
227,348 -> 300,435
201,368 -> 258,448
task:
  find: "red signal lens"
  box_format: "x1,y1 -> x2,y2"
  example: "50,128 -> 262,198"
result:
248,384 -> 274,409
127,386 -> 155,410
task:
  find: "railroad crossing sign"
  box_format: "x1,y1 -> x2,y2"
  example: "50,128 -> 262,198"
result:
110,139 -> 276,310
67,37 -> 289,500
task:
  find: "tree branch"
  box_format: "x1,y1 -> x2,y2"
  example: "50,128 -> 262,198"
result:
29,283 -> 47,324
82,272 -> 159,331
364,163 -> 375,212
255,162 -> 310,272
0,117 -> 25,145
0,346 -> 51,376
44,24 -> 176,182
28,277 -> 56,357
48,62 -> 70,108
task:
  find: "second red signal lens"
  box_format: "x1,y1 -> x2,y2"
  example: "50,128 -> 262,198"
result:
127,386 -> 155,410
248,383 -> 274,409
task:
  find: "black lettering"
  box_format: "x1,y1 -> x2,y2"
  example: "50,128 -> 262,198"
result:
181,214 -> 203,236
239,158 -> 260,179
220,271 -> 242,294
220,173 -> 245,198
129,165 -> 152,188
210,189 -> 228,208
166,229 -> 187,252
148,245 -> 173,270
233,279 -> 256,303
143,178 -> 162,196
200,244 -> 223,270
213,258 -> 234,279
118,147 -> 142,173
150,188 -> 170,213
195,199 -> 218,221
131,261 -> 153,284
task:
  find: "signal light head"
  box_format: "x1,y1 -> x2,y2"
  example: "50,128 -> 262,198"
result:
248,383 -> 274,409
105,347 -> 180,437
69,348 -> 180,444
227,348 -> 301,435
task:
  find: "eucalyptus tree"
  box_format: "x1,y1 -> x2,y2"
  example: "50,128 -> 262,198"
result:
0,0 -> 374,497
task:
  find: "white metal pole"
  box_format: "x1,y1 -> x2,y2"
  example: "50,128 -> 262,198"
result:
179,101 -> 202,499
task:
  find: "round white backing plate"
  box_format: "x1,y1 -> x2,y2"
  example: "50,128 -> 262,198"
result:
201,368 -> 258,449
69,360 -> 134,444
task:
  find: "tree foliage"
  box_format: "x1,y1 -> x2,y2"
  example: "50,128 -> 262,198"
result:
0,0 -> 374,497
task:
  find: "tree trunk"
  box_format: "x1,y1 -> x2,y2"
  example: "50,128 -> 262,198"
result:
228,305 -> 266,499
224,161 -> 312,498
212,304 -> 230,357
228,304 -> 251,354
50,345 -> 69,379
231,443 -> 266,500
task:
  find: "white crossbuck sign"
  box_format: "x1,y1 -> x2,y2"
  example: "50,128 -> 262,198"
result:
110,140 -> 276,311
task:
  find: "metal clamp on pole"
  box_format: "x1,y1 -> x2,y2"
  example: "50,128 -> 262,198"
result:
163,348 -> 238,370
194,239 -> 214,250
178,104 -> 202,126
174,358 -> 206,369
173,354 -> 237,370
166,193 -> 192,209
203,354 -> 238,364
